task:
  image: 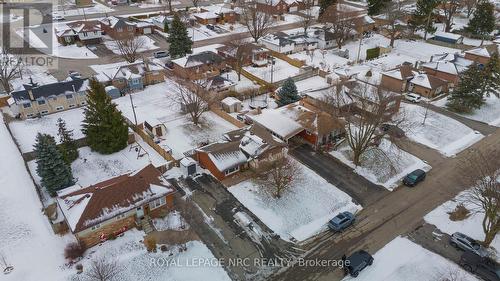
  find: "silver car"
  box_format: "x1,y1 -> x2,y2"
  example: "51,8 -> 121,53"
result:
450,232 -> 488,257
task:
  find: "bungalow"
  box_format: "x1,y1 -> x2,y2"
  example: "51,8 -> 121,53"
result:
93,60 -> 166,93
10,76 -> 89,119
171,51 -> 227,80
256,0 -> 290,15
56,164 -> 176,248
216,43 -> 269,67
196,125 -> 287,180
408,73 -> 448,98
464,46 -> 496,66
422,61 -> 461,86
344,81 -> 402,119
56,20 -> 102,45
287,33 -> 318,52
380,64 -> 415,93
432,31 -> 464,45
200,5 -> 238,24
259,33 -> 295,54
100,16 -> 136,40
193,11 -> 220,25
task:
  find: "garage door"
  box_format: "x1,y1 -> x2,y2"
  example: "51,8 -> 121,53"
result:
143,28 -> 152,34
289,6 -> 298,12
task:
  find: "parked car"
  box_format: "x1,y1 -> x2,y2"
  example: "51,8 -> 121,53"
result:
153,51 -> 169,59
52,14 -> 65,21
345,250 -> 374,277
206,24 -> 215,30
459,251 -> 500,281
328,211 -> 355,232
405,93 -> 422,103
450,232 -> 488,256
403,169 -> 426,187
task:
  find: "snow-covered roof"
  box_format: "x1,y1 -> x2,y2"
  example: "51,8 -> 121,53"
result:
91,60 -> 163,82
250,110 -> 304,140
422,61 -> 458,75
221,96 -> 242,106
172,51 -> 224,68
465,47 -> 491,58
193,11 -> 219,19
433,31 -> 463,41
410,73 -> 431,89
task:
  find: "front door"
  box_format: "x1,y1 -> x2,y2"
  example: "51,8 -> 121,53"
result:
136,206 -> 144,219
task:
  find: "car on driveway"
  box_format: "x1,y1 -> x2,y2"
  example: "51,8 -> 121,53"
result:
52,14 -> 65,21
153,51 -> 169,59
405,93 -> 422,103
328,211 -> 355,232
459,251 -> 500,281
345,250 -> 374,277
450,232 -> 488,256
403,169 -> 426,187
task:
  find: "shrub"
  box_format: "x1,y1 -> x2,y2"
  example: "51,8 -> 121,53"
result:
75,263 -> 83,273
160,245 -> 168,252
64,242 -> 84,260
448,203 -> 470,221
366,47 -> 380,60
107,233 -> 116,240
144,236 -> 157,252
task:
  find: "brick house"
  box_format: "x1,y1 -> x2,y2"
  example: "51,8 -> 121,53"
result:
464,46 -> 496,66
422,61 -> 461,86
171,51 -> 227,80
196,125 -> 287,180
408,73 -> 448,98
344,81 -> 402,119
193,12 -> 220,25
216,43 -> 269,67
56,164 -> 176,248
10,76 -> 89,119
256,0 -> 290,15
55,20 -> 102,45
380,64 -> 415,93
100,16 -> 136,40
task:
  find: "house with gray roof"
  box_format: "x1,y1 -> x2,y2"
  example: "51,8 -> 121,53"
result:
171,51 -> 227,79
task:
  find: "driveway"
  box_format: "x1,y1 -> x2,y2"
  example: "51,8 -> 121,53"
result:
290,144 -> 389,206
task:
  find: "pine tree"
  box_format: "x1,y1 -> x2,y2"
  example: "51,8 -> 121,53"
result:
410,0 -> 439,39
319,0 -> 336,17
446,64 -> 485,113
163,20 -> 169,33
368,0 -> 390,16
34,133 -> 74,196
277,78 -> 300,106
483,53 -> 500,98
167,14 -> 193,59
465,0 -> 495,45
82,79 -> 129,154
57,118 -> 79,163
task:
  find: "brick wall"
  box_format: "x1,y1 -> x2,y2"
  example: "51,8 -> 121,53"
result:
380,75 -> 405,93
77,215 -> 137,248
196,151 -> 226,180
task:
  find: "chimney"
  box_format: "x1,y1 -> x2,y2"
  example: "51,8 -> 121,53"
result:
256,106 -> 262,114
28,89 -> 34,101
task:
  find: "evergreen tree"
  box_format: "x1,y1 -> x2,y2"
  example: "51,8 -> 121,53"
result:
277,78 -> 300,106
465,0 -> 495,45
446,64 -> 485,113
82,79 -> 129,154
410,0 -> 439,39
483,53 -> 500,98
34,133 -> 74,196
163,20 -> 169,33
57,118 -> 79,163
319,0 -> 336,17
167,14 -> 193,58
368,0 -> 390,16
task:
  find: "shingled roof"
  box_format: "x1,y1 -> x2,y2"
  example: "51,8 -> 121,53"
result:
11,77 -> 89,102
56,164 -> 175,233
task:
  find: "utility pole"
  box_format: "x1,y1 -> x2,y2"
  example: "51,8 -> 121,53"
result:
82,7 -> 87,21
269,55 -> 275,84
422,100 -> 430,125
129,94 -> 138,126
356,26 -> 363,64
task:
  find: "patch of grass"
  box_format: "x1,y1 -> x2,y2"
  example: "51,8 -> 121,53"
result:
448,203 -> 470,221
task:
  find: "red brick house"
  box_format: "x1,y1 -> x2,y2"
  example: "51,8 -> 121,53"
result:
100,16 -> 136,40
380,64 -> 415,93
256,0 -> 290,15
171,51 -> 227,80
196,125 -> 287,180
408,73 -> 448,98
56,165 -> 176,248
422,61 -> 460,86
216,43 -> 269,67
55,20 -> 102,45
464,46 -> 496,66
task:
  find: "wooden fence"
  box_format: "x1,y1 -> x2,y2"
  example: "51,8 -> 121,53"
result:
132,124 -> 177,163
210,107 -> 245,128
269,50 -> 305,68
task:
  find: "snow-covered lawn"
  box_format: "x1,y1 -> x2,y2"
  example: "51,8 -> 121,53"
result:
290,49 -> 350,71
159,111 -> 238,159
0,114 -> 73,281
54,43 -> 98,59
400,103 -> 484,157
9,108 -> 85,153
243,58 -> 301,83
153,211 -> 188,231
228,159 -> 361,242
68,229 -> 231,281
342,236 -> 479,281
424,188 -> 500,252
225,70 -> 260,92
53,1 -> 114,17
104,35 -> 159,54
330,139 -> 431,191
433,96 -> 500,127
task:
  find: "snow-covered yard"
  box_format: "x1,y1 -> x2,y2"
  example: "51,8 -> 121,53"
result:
0,114 -> 73,281
342,236 -> 479,281
104,35 -> 159,54
424,188 -> 500,252
400,103 -> 484,157
290,49 -> 350,71
68,229 -> 231,281
53,1 -> 113,17
243,58 -> 301,83
224,70 -> 260,92
153,211 -> 188,231
330,139 -> 431,191
294,76 -> 330,94
229,159 -> 361,242
9,108 -> 85,153
433,96 -> 500,127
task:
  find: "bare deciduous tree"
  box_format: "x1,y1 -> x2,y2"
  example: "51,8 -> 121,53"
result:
171,79 -> 215,125
227,38 -> 253,81
460,149 -> 500,247
382,1 -> 406,47
0,47 -> 23,93
114,36 -> 146,63
441,0 -> 461,32
462,0 -> 478,18
240,0 -> 275,43
299,0 -> 316,34
84,256 -> 120,281
320,8 -> 355,49
255,157 -> 302,198
192,0 -> 200,7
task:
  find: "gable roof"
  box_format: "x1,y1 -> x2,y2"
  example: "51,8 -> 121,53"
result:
172,51 -> 224,68
100,16 -> 135,29
56,164 -> 175,233
11,77 -> 89,102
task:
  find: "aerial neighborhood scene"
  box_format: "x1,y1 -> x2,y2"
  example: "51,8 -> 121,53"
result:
1,0 -> 500,280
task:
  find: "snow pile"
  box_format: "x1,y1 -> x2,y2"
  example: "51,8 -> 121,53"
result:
153,211 -> 188,231
330,139 -> 431,191
229,159 -> 361,242
342,237 -> 479,281
400,103 -> 484,157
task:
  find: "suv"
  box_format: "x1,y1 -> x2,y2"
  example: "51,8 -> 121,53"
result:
328,211 -> 355,232
346,250 -> 374,277
405,93 -> 422,103
153,51 -> 169,58
450,232 -> 488,256
403,169 -> 426,187
459,251 -> 500,281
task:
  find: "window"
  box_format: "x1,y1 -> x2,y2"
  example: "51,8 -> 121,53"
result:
224,166 -> 239,176
83,32 -> 87,37
65,94 -> 73,99
115,213 -> 126,220
23,103 -> 31,108
127,26 -> 133,31
37,99 -> 46,105
40,110 -> 49,115
149,197 -> 166,210
91,224 -> 101,230
68,104 -> 76,108
80,101 -> 86,105
117,27 -> 123,32
55,106 -> 64,111
26,113 -> 34,118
